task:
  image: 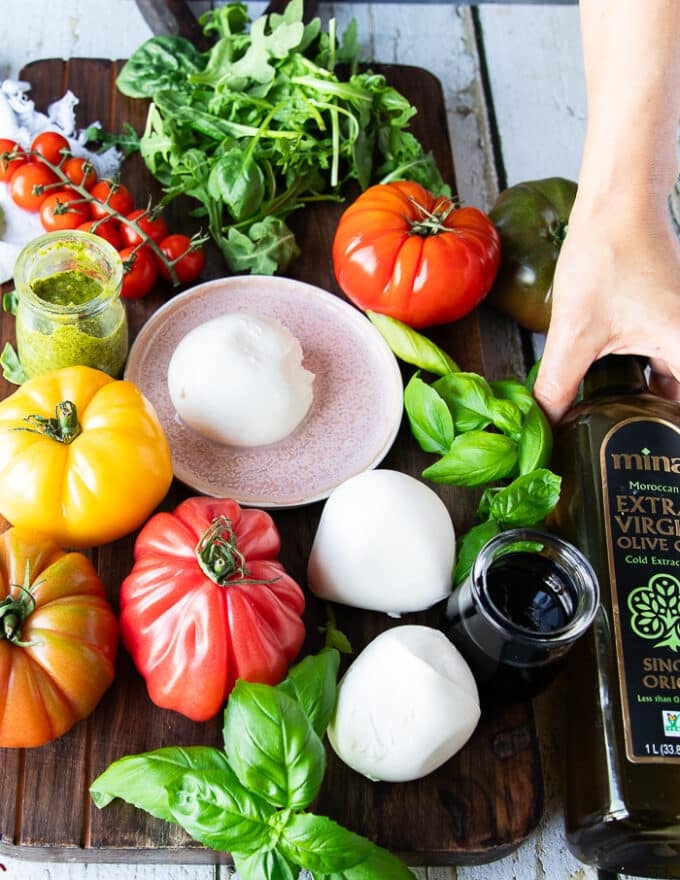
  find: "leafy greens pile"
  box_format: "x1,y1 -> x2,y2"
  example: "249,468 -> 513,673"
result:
90,648 -> 415,880
116,0 -> 447,274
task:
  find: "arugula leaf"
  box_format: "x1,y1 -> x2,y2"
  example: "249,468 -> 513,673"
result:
221,216 -> 300,273
89,746 -> 233,822
223,681 -> 326,810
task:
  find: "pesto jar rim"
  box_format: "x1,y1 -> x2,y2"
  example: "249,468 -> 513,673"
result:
13,230 -> 124,319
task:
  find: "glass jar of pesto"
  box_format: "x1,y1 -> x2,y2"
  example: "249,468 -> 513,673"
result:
13,230 -> 128,379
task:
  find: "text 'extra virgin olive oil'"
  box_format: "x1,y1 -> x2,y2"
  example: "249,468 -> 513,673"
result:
550,354 -> 680,878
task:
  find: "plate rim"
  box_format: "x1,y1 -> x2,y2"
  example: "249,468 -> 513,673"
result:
125,275 -> 404,507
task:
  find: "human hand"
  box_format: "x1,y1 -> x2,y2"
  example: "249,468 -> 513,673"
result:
533,190 -> 680,423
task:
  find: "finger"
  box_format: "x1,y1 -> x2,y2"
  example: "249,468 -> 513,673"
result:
533,328 -> 600,424
648,358 -> 680,401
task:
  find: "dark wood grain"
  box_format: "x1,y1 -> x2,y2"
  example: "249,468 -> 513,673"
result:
0,58 -> 540,867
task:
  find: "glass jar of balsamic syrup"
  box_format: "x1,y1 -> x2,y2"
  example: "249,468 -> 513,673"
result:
444,528 -> 599,702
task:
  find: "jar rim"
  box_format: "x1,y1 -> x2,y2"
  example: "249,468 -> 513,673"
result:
13,230 -> 123,318
469,527 -> 600,647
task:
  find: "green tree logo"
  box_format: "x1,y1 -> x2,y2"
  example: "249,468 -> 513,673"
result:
628,573 -> 680,651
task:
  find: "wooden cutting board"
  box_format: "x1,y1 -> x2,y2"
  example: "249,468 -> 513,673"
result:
0,57 -> 541,867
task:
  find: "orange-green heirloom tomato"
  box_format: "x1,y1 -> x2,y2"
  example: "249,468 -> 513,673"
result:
0,525 -> 118,748
0,366 -> 173,548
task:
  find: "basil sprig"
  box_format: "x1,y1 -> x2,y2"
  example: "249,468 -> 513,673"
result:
90,649 -> 415,880
370,314 -> 562,585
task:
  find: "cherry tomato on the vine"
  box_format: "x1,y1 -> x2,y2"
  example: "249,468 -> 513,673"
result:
40,189 -> 91,232
89,180 -> 134,221
78,219 -> 122,250
119,209 -> 169,247
156,233 -> 205,285
9,162 -> 58,212
120,245 -> 158,300
0,138 -> 27,183
30,131 -> 71,166
62,156 -> 98,191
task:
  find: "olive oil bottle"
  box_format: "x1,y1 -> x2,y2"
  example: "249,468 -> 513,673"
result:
551,354 -> 680,878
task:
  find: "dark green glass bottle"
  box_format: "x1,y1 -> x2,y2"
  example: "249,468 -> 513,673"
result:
551,355 -> 680,878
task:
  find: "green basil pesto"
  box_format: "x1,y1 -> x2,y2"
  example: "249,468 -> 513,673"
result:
17,269 -> 128,378
31,269 -> 104,307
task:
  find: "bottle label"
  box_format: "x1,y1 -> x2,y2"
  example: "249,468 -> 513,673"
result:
602,417 -> 680,763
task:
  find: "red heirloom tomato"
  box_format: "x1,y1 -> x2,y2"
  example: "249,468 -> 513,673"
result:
332,181 -> 501,329
0,526 -> 118,748
119,497 -> 306,721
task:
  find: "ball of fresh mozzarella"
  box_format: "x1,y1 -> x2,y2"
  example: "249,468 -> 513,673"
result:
328,625 -> 480,782
307,469 -> 455,614
167,313 -> 314,447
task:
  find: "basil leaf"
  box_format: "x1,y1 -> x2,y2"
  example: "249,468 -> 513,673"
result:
233,848 -> 298,880
0,343 -> 27,385
315,843 -> 418,879
278,812 -> 371,873
167,766 -> 275,853
403,373 -> 454,454
434,372 -> 521,437
223,681 -> 326,810
525,359 -> 541,393
488,468 -> 562,526
422,431 -> 518,487
116,36 -> 205,99
453,518 -> 501,585
490,378 -> 535,415
277,647 -> 340,739
89,746 -> 231,822
518,402 -> 553,475
489,397 -> 523,440
367,312 -> 459,375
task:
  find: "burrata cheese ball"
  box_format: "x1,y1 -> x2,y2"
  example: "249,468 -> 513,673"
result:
167,312 -> 314,447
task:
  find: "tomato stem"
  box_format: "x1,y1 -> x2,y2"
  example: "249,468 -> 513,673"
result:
407,194 -> 458,236
17,400 -> 82,444
195,516 -> 249,585
0,566 -> 40,647
195,516 -> 279,587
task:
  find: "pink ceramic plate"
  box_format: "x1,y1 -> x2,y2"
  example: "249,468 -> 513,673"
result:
125,276 -> 404,507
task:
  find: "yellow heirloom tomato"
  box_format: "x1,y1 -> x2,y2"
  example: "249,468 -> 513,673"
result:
0,366 -> 173,548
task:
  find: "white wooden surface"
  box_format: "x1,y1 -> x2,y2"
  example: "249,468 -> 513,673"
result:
0,2 -> 604,879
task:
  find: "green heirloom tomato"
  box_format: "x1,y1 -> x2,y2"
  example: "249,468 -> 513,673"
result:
487,177 -> 577,333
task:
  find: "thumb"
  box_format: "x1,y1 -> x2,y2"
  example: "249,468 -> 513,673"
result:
533,327 -> 599,424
